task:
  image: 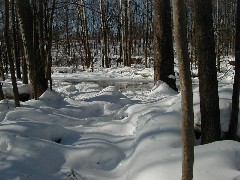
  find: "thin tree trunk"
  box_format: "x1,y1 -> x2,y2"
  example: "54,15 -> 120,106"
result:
18,31 -> 28,84
173,0 -> 194,179
0,48 -> 5,81
124,0 -> 129,66
39,0 -> 46,72
228,0 -> 240,139
127,0 -> 132,66
77,0 -> 92,69
11,0 -> 21,79
144,0 -> 149,68
119,0 -> 124,65
4,0 -> 20,107
0,82 -> 4,100
100,0 -> 109,68
46,0 -> 56,91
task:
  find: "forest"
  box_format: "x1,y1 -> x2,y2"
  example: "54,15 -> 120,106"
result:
0,0 -> 240,180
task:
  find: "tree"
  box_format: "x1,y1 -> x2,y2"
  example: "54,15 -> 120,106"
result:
77,0 -> 92,69
0,48 -> 5,81
228,0 -> 240,139
193,0 -> 221,144
11,0 -> 21,79
4,0 -> 20,107
172,0 -> 194,179
45,0 -> 56,90
0,82 -> 3,100
153,0 -> 177,91
16,0 -> 48,99
0,48 -> 4,100
100,0 -> 109,68
144,0 -> 150,68
213,0 -> 237,72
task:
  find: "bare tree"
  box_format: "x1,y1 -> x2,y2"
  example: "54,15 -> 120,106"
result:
144,0 -> 149,68
193,0 -> 221,144
77,0 -> 92,69
0,48 -> 5,81
153,0 -> 177,91
228,0 -> 240,140
11,0 -> 21,79
45,0 -> 56,90
100,0 -> 109,68
4,0 -> 20,107
173,0 -> 194,179
16,0 -> 48,99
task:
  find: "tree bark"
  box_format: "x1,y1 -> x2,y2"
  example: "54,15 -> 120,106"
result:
144,0 -> 149,68
16,0 -> 47,99
11,0 -> 21,79
100,0 -> 109,68
193,0 -> 221,144
228,0 -> 240,139
173,0 -> 194,179
45,0 -> 56,90
0,82 -> 4,100
4,0 -> 20,107
154,0 -> 177,91
0,48 -> 5,81
127,0 -> 132,66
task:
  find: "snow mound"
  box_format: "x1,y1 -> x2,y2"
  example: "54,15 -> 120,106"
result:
25,89 -> 68,108
39,89 -> 63,102
84,86 -> 131,104
149,81 -> 178,96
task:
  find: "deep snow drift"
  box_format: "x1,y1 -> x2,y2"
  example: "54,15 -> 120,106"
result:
0,61 -> 240,180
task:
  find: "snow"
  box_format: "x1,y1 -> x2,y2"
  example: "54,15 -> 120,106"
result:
0,60 -> 240,179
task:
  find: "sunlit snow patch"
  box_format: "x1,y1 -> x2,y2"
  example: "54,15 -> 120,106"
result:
149,80 -> 178,97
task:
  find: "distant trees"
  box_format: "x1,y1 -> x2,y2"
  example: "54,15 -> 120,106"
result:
213,0 -> 237,72
153,0 -> 177,91
0,0 -> 238,73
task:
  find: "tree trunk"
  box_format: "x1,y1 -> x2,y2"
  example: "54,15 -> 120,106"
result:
4,0 -> 20,107
100,0 -> 109,68
119,0 -> 124,65
144,0 -> 149,68
46,0 -> 56,91
127,0 -> 132,66
16,0 -> 47,99
78,0 -> 92,69
154,0 -> 177,91
18,31 -> 28,84
228,0 -> 240,139
0,48 -> 5,81
173,0 -> 194,179
39,0 -> 46,73
0,46 -> 4,99
193,0 -> 221,144
0,82 -> 4,100
11,0 -> 21,79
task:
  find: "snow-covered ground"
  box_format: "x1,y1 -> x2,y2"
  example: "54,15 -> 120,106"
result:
0,60 -> 240,180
